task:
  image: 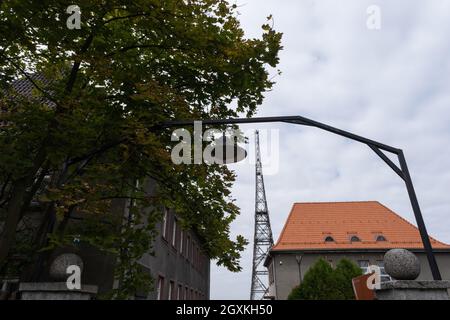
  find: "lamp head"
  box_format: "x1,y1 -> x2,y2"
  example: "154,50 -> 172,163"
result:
210,134 -> 247,164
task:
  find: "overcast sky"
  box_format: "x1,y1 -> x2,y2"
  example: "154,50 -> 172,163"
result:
210,0 -> 450,299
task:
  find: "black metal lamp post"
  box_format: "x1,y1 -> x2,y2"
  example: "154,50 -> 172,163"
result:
164,115 -> 442,280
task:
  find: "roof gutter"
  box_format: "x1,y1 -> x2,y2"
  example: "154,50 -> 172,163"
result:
269,248 -> 450,254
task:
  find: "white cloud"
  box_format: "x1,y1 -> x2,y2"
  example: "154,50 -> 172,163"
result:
211,0 -> 450,299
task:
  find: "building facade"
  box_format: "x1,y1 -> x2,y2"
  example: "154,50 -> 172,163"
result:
1,182 -> 211,300
137,207 -> 210,300
265,201 -> 450,300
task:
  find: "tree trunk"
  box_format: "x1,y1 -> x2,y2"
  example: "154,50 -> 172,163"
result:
0,178 -> 28,267
0,150 -> 47,268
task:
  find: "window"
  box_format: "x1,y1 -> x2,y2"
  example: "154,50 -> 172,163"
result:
193,245 -> 196,267
157,276 -> 164,300
268,263 -> 274,284
172,219 -> 177,248
186,236 -> 190,260
180,229 -> 184,254
162,208 -> 169,239
190,289 -> 194,300
358,260 -> 370,274
376,235 -> 387,242
377,260 -> 392,282
350,235 -> 361,242
185,286 -> 189,300
324,236 -> 334,242
168,281 -> 174,300
195,246 -> 199,269
177,285 -> 183,300
200,254 -> 204,273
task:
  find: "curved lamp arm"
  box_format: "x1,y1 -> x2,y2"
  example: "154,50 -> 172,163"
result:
163,115 -> 442,280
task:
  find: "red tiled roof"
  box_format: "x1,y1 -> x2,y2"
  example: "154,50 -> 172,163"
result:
271,201 -> 450,251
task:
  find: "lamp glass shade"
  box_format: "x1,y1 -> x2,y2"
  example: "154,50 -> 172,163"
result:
210,136 -> 247,164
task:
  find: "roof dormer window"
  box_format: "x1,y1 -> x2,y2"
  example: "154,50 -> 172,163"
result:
324,236 -> 335,242
350,235 -> 361,242
376,235 -> 387,241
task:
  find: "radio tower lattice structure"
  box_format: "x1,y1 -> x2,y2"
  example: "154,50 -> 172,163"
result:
250,130 -> 274,300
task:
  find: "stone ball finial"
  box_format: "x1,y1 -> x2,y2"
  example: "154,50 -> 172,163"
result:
384,249 -> 420,280
49,253 -> 83,281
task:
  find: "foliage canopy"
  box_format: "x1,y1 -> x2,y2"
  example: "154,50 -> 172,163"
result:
287,258 -> 362,300
0,0 -> 282,298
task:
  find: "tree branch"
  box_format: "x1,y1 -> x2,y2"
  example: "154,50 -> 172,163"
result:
105,43 -> 187,57
68,138 -> 128,165
103,13 -> 152,25
64,33 -> 94,95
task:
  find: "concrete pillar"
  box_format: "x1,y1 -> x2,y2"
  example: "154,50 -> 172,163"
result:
375,280 -> 450,300
19,282 -> 98,300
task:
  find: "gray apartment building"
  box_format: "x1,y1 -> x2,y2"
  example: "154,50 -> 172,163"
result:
137,206 -> 210,300
0,179 -> 211,300
264,201 -> 450,300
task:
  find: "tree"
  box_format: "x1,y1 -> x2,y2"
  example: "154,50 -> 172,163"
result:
288,258 -> 343,300
287,258 -> 362,300
334,258 -> 363,299
0,0 -> 282,298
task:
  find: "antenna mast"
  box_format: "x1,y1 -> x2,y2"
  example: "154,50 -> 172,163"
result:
250,130 -> 274,300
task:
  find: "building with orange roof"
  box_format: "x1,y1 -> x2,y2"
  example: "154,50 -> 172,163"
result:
264,201 -> 450,299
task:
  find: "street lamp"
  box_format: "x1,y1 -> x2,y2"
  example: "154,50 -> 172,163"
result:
210,133 -> 247,164
163,115 -> 442,280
